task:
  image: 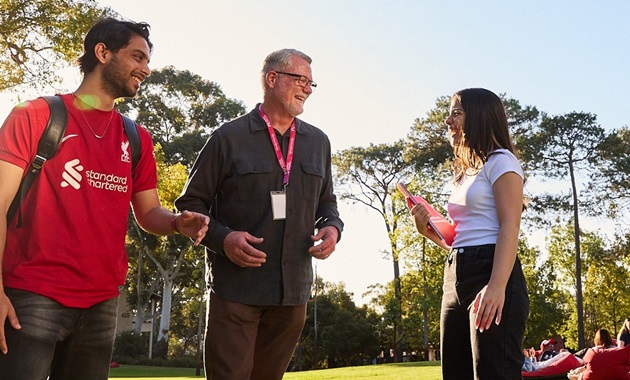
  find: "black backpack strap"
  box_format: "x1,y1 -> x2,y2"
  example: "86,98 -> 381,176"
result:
7,96 -> 67,225
121,114 -> 140,174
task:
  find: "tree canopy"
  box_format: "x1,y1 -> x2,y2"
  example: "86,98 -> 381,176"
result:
118,66 -> 245,166
0,0 -> 110,91
3,13 -> 630,363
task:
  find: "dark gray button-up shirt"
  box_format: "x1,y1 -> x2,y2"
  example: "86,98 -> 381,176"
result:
175,106 -> 343,305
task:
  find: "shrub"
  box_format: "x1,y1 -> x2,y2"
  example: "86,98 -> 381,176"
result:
113,331 -> 149,360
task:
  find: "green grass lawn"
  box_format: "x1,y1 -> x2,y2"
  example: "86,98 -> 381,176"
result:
283,361 -> 442,380
108,361 -> 442,380
109,364 -> 202,378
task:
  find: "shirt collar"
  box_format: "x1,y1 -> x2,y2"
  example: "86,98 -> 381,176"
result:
249,103 -> 309,135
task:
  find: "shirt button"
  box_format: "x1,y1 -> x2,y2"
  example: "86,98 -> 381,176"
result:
458,248 -> 464,253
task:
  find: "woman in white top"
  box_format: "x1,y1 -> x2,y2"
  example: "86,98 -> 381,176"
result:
411,88 -> 529,379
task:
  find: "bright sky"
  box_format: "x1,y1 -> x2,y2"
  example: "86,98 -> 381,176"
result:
2,1 -> 629,305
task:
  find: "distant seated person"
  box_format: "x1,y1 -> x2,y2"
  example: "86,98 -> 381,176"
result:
592,328 -> 616,350
522,347 -> 538,372
574,329 -> 618,359
617,317 -> 630,347
523,347 -> 582,374
570,329 -> 630,380
539,338 -> 558,361
569,329 -> 618,378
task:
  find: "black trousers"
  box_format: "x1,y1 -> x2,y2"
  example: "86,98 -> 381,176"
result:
440,244 -> 529,380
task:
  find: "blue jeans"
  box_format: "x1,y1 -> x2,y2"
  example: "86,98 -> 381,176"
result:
441,245 -> 529,380
0,288 -> 119,380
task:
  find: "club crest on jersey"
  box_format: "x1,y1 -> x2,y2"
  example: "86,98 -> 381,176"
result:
121,141 -> 131,163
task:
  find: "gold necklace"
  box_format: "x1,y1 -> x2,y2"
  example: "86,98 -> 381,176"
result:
73,93 -> 115,139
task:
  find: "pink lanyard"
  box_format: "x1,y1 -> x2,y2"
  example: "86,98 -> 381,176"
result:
259,105 -> 296,188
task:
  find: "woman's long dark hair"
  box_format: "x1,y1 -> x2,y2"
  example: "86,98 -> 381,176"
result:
451,88 -> 517,182
594,328 -> 614,348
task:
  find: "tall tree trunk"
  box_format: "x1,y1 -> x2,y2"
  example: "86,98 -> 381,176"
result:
313,269 -> 319,370
155,276 -> 173,358
422,238 -> 429,361
196,279 -> 204,376
133,250 -> 145,334
133,307 -> 146,334
393,258 -> 403,362
569,163 -> 585,348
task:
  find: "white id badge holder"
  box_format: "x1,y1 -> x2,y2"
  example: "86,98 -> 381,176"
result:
270,191 -> 286,220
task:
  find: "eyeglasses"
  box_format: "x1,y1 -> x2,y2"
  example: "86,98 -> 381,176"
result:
274,71 -> 317,89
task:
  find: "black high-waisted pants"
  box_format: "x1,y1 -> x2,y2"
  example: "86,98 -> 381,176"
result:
440,244 -> 529,380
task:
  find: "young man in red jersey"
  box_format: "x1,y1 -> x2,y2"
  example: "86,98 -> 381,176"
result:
0,18 -> 209,380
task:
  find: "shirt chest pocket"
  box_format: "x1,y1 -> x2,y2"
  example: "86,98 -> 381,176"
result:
235,161 -> 275,201
300,162 -> 324,201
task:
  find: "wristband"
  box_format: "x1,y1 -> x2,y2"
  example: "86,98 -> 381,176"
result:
170,214 -> 181,234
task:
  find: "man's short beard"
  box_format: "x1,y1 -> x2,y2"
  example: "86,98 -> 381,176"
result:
101,55 -> 136,99
286,103 -> 304,117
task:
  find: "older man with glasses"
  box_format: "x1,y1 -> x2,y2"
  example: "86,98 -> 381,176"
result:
175,48 -> 343,380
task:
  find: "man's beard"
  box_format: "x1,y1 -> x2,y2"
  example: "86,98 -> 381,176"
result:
101,55 -> 136,99
286,101 -> 304,117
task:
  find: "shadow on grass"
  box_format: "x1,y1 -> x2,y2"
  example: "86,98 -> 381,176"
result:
385,361 -> 441,368
109,365 -> 203,378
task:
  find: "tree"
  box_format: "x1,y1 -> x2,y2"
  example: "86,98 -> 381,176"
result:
582,231 -> 630,340
294,280 -> 379,370
591,126 -> 630,217
546,222 -> 582,348
118,66 -> 245,166
394,177 -> 447,361
119,68 -> 245,359
518,112 -> 607,348
502,97 -> 543,145
125,144 -> 204,358
164,254 -> 205,359
406,94 -> 541,176
405,95 -> 452,175
542,221 -> 627,349
518,236 -> 568,348
399,265 -> 442,360
0,0 -> 109,91
606,231 -> 630,335
363,281 -> 401,363
333,140 -> 415,362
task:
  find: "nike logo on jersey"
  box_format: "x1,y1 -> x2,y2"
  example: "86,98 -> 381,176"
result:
61,134 -> 79,144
